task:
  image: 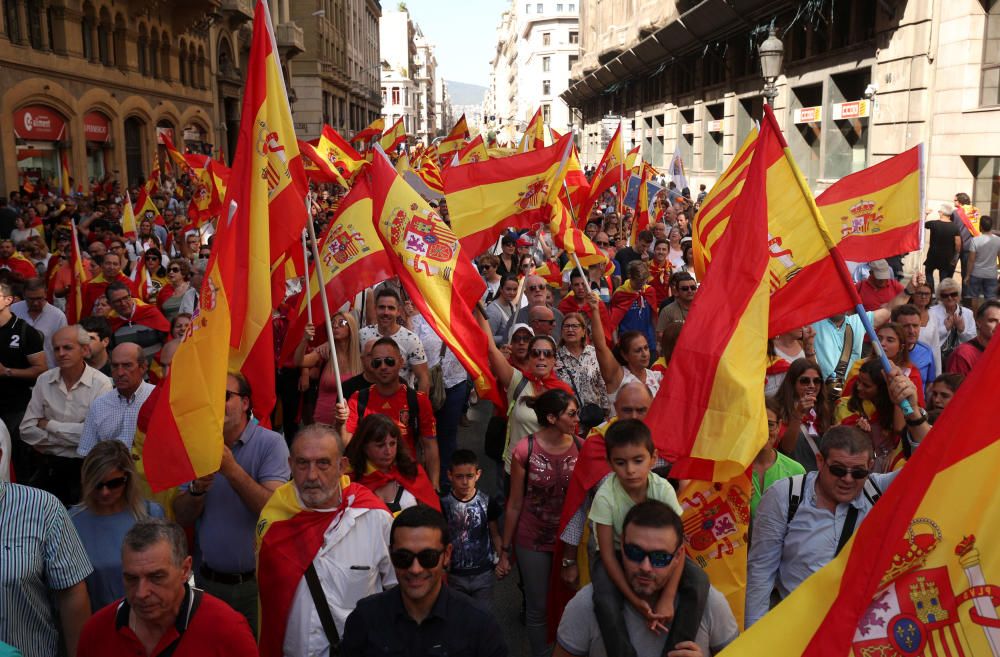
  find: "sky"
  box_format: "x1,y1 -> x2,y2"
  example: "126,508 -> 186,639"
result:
399,0 -> 510,86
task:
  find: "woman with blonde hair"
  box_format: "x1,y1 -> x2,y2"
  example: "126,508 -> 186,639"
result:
70,441 -> 164,611
295,311 -> 363,424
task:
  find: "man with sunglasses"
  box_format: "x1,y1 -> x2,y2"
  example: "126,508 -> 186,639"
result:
81,251 -> 137,319
512,274 -> 564,336
359,287 -> 430,393
656,272 -> 697,337
342,505 -> 507,656
746,426 -> 905,627
555,500 -> 738,657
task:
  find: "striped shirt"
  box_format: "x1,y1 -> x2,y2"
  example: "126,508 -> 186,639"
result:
0,483 -> 93,657
77,382 -> 155,457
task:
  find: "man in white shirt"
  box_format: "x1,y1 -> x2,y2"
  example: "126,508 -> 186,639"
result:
256,424 -> 395,657
359,287 -> 430,392
20,325 -> 113,504
11,277 -> 67,368
76,342 -> 155,456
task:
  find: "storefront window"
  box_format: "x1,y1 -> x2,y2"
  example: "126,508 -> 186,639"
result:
677,108 -> 694,179
14,105 -> 67,189
788,85 -> 823,189
824,70 -> 870,180
970,156 -> 1000,220
703,104 -> 724,174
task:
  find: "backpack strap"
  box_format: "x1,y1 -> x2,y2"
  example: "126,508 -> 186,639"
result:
522,434 -> 535,499
786,474 -> 806,525
835,478 -> 883,556
406,386 -> 421,440
357,386 -> 370,418
862,477 -> 883,506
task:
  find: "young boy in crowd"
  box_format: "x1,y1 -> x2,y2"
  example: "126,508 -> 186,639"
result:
588,419 -> 687,656
439,449 -> 503,611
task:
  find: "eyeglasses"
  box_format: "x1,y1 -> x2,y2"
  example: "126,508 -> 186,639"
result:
678,285 -> 697,292
826,464 -> 870,480
225,390 -> 245,401
622,543 -> 677,568
97,475 -> 128,491
940,292 -> 959,299
912,291 -> 931,297
521,264 -> 535,271
145,255 -> 161,261
532,318 -> 555,326
511,334 -> 532,343
596,241 -> 611,247
562,323 -> 583,330
168,267 -> 181,273
798,376 -> 822,386
527,285 -> 547,292
371,357 -> 397,368
530,348 -> 554,359
390,548 -> 445,569
480,264 -> 494,271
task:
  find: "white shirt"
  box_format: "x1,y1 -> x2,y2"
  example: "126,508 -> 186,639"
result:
282,492 -> 396,657
410,315 -> 468,389
19,365 -> 113,457
927,304 -> 976,350
11,301 -> 67,368
358,324 -> 427,386
77,381 -> 156,456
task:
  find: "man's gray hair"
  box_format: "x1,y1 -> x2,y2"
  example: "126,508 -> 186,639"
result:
291,423 -> 345,459
122,518 -> 188,566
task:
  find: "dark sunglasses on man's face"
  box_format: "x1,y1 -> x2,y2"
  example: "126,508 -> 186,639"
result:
826,463 -> 870,480
940,292 -> 959,299
527,285 -> 546,292
596,240 -> 610,247
168,267 -> 181,273
622,543 -> 677,568
678,285 -> 697,292
371,357 -> 397,368
390,548 -> 444,569
512,334 -> 531,344
97,475 -> 128,491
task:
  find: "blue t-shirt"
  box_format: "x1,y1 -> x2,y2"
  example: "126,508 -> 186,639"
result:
440,490 -> 501,575
69,501 -> 164,612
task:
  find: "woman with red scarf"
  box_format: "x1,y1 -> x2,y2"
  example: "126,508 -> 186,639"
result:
346,413 -> 440,513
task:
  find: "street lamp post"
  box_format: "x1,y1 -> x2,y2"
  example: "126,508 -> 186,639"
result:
758,27 -> 784,105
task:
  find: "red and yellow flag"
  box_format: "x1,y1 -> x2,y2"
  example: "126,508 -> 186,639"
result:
518,108 -> 546,153
438,114 -> 470,158
60,149 -> 71,196
143,0 -> 307,490
444,133 -> 573,255
133,181 -> 165,227
299,125 -> 365,187
65,220 -> 89,323
370,150 -> 501,405
815,145 -> 924,261
456,134 -> 490,166
413,153 -> 445,196
121,190 -> 138,239
351,116 -> 385,143
643,112 -> 773,482
559,141 -> 591,222
584,123 -> 626,218
722,336 -> 1000,656
379,118 -> 407,153
630,162 -> 655,244
548,200 -> 607,271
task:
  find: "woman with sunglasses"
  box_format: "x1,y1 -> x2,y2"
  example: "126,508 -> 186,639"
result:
518,254 -> 537,279
555,312 -> 610,430
346,413 -> 440,514
295,312 -> 362,425
586,291 -> 662,404
841,323 -> 926,407
136,247 -> 169,304
496,389 -> 580,657
834,359 -> 927,473
478,254 -> 503,305
927,278 -> 976,357
775,358 -> 833,471
156,257 -> 197,322
70,441 -> 164,611
752,397 -> 806,517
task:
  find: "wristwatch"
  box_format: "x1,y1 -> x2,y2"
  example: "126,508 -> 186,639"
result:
561,558 -> 577,568
905,409 -> 928,427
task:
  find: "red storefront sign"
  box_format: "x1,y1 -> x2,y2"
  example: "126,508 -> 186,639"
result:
13,105 -> 66,141
83,112 -> 111,142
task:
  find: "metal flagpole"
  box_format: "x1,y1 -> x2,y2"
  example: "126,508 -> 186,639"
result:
304,214 -> 344,402
300,229 -> 313,324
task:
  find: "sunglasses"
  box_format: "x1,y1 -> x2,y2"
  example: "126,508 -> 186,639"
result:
225,390 -> 245,401
371,357 -> 397,368
562,323 -> 583,330
145,255 -> 161,260
530,348 -> 554,359
678,285 -> 697,292
798,376 -> 822,386
527,285 -> 547,292
390,548 -> 445,569
826,464 -> 870,480
334,318 -> 349,327
168,267 -> 181,273
511,334 -> 532,343
97,475 -> 128,491
480,264 -> 494,270
533,318 -> 555,325
940,292 -> 959,299
596,240 -> 611,247
622,543 -> 677,568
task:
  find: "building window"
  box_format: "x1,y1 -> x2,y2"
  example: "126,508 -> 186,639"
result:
982,1 -> 1000,106
525,3 -> 530,12
970,156 -> 1000,219
542,80 -> 551,95
4,0 -> 20,43
542,103 -> 551,124
542,32 -> 551,46
542,56 -> 550,72
569,31 -> 579,44
556,3 -> 563,10
569,54 -> 578,69
569,3 -> 575,10
537,3 -> 543,12
391,87 -> 400,104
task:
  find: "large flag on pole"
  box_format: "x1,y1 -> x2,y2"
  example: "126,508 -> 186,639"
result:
438,114 -> 470,158
583,123 -> 626,218
668,143 -> 689,190
720,334 -> 1000,657
815,145 -> 925,261
298,125 -> 365,187
379,118 -> 407,153
142,0 -> 307,490
456,134 -> 490,166
370,150 -> 502,406
121,191 -> 138,240
518,108 -> 545,153
65,220 -> 89,323
444,133 -> 573,255
351,117 -> 384,144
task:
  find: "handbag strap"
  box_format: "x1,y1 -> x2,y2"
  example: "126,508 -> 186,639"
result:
833,322 -> 854,380
304,563 -> 340,652
557,352 -> 584,406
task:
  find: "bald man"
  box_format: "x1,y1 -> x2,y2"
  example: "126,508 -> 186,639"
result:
513,274 -> 564,335
77,343 -> 155,456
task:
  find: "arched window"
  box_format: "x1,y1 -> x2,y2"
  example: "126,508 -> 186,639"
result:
197,46 -> 206,88
124,116 -> 146,187
188,44 -> 196,86
26,0 -> 43,49
160,33 -> 170,81
113,13 -> 126,67
97,7 -> 111,65
137,23 -> 148,75
149,29 -> 159,78
81,2 -> 95,60
178,40 -> 187,85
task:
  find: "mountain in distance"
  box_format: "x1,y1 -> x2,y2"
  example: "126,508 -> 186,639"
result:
446,80 -> 487,107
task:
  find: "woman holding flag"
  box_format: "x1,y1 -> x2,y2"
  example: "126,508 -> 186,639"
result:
587,290 -> 662,403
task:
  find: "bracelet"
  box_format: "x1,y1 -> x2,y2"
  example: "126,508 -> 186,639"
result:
561,558 -> 577,567
905,410 -> 928,427
501,544 -> 512,554
188,483 -> 205,497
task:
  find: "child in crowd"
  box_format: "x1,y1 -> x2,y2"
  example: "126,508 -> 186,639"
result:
439,449 -> 503,611
588,419 -> 686,656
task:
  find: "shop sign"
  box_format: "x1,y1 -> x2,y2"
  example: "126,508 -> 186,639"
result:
680,123 -> 695,135
183,125 -> 205,142
707,119 -> 723,133
832,99 -> 870,120
156,126 -> 175,144
793,106 -> 822,124
83,112 -> 111,143
14,105 -> 66,141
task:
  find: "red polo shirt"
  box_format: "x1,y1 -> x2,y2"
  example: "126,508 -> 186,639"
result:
78,588 -> 258,657
856,276 -> 903,311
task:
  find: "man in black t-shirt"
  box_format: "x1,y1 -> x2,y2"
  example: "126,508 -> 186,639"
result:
924,203 -> 962,291
0,280 -> 47,478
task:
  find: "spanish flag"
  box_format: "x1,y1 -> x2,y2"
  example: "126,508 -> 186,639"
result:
133,182 -> 165,227
548,200 -> 607,271
351,116 -> 385,144
444,133 -> 573,255
299,124 -> 365,187
629,161 -> 655,244
121,190 -> 138,240
721,335 -> 1000,656
815,145 -> 924,262
278,176 -> 392,363
370,149 -> 502,406
411,151 -> 445,195
456,134 -> 490,165
65,220 -> 89,323
643,109 -> 773,482
60,149 -> 71,196
438,113 -> 469,158
559,141 -> 591,221
518,107 -> 546,153
257,478 -> 390,657
379,117 -> 407,153
584,122 -> 626,218
143,0 -> 307,490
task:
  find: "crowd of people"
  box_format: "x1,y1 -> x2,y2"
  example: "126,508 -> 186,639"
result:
0,169 -> 996,657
